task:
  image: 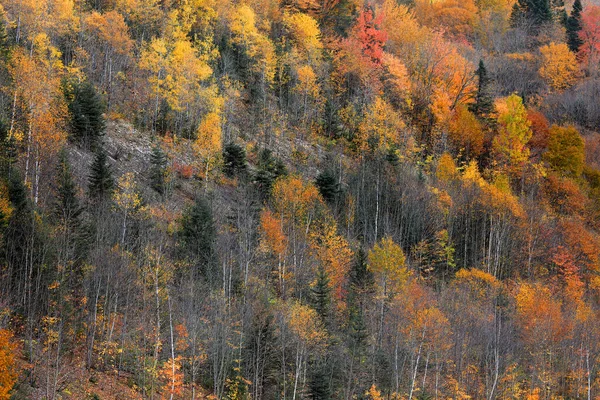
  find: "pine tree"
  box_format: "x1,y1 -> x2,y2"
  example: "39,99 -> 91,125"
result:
0,7 -> 10,60
311,265 -> 331,323
223,142 -> 248,178
309,362 -> 332,400
180,196 -> 216,278
88,147 -> 114,201
315,169 -> 339,204
254,149 -> 287,200
510,0 -> 553,29
149,144 -> 168,194
566,0 -> 584,53
54,151 -> 83,233
469,60 -> 496,126
66,79 -> 106,149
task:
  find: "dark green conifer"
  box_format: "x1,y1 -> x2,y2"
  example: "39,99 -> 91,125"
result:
254,149 -> 287,200
180,196 -> 216,278
149,144 -> 168,194
315,169 -> 339,204
566,0 -> 584,53
88,146 -> 114,201
469,60 -> 496,124
510,0 -> 553,29
223,142 -> 248,178
311,265 -> 331,323
65,80 -> 105,149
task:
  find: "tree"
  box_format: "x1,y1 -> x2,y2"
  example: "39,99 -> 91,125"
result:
315,169 -> 339,204
0,329 -> 18,400
253,149 -> 287,200
544,125 -> 585,177
539,42 -> 579,91
311,265 -> 331,323
193,112 -> 222,190
149,144 -> 168,195
180,196 -> 216,278
53,151 -> 83,245
222,142 -> 247,178
510,0 -> 552,29
469,60 -> 496,125
64,79 -> 105,149
448,105 -> 485,158
566,0 -> 584,53
88,146 -> 114,201
579,5 -> 600,71
492,94 -> 532,177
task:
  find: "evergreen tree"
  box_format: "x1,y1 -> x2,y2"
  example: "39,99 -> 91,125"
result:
149,144 -> 168,194
223,142 -> 248,178
510,0 -> 553,29
88,146 -> 114,201
65,79 -> 106,149
54,151 -> 83,233
180,196 -> 216,278
469,60 -> 496,125
254,149 -> 287,200
0,7 -> 10,60
315,169 -> 339,204
311,265 -> 331,323
308,362 -> 332,400
347,248 -> 372,351
566,0 -> 584,53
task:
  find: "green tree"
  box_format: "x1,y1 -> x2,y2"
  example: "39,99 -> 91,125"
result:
510,0 -> 553,29
566,0 -> 584,53
308,362 -> 332,400
469,60 -> 496,127
311,265 -> 331,324
65,79 -> 106,149
180,196 -> 216,278
253,149 -> 287,200
149,144 -> 168,195
315,169 -> 340,204
88,146 -> 114,201
222,142 -> 248,178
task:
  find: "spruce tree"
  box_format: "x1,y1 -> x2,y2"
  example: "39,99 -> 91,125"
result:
510,0 -> 553,29
54,151 -> 83,233
149,144 -> 168,194
469,60 -> 497,128
88,146 -> 114,201
311,265 -> 331,323
180,196 -> 216,279
309,363 -> 332,400
254,149 -> 287,200
223,142 -> 248,178
66,80 -> 106,149
566,0 -> 584,53
315,169 -> 339,204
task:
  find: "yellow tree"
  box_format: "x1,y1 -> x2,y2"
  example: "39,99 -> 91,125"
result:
539,42 -> 579,91
0,329 -> 18,400
492,94 -> 532,178
357,97 -> 407,154
193,111 -> 222,191
113,172 -> 146,244
9,39 -> 67,204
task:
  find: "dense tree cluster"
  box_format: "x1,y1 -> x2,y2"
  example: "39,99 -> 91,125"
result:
0,0 -> 599,399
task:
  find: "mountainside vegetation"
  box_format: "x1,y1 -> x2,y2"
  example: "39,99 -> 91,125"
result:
0,0 -> 600,399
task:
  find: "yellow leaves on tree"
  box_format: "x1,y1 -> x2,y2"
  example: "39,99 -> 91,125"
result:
259,209 -> 287,257
381,53 -> 411,105
492,94 -> 532,177
539,42 -> 579,91
282,12 -> 322,62
414,0 -> 478,39
159,356 -> 185,399
357,97 -> 407,154
448,105 -> 484,158
310,218 -> 353,304
0,329 -> 19,400
286,300 -> 327,348
272,175 -> 321,225
368,236 -> 410,296
229,5 -> 276,86
544,125 -> 585,178
436,152 -> 459,183
515,282 -> 566,348
193,112 -> 222,186
85,10 -> 134,57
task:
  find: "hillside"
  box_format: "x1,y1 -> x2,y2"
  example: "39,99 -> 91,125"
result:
1,0 -> 600,399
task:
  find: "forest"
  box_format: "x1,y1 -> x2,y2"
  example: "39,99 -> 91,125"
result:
1,0 -> 600,398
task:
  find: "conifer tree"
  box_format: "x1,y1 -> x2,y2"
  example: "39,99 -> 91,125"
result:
149,144 -> 168,194
88,146 -> 114,201
315,169 -> 339,204
66,80 -> 106,149
510,0 -> 553,29
566,0 -> 584,53
223,142 -> 248,178
309,363 -> 332,400
180,196 -> 216,278
54,151 -> 83,233
254,149 -> 287,200
469,60 -> 496,126
311,265 -> 331,323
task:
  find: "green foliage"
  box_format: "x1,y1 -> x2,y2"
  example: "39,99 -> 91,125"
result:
308,363 -> 332,400
64,79 -> 106,149
544,125 -> 585,177
253,149 -> 287,200
180,196 -> 216,277
510,0 -> 553,29
566,0 -> 584,53
311,265 -> 331,323
315,169 -> 339,204
469,60 -> 496,126
149,144 -> 168,194
223,142 -> 248,178
88,146 -> 114,201
53,151 -> 83,232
